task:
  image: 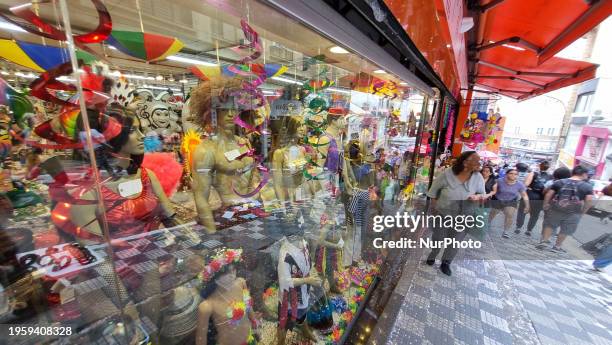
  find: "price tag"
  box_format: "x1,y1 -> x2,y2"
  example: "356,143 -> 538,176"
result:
117,179 -> 143,197
222,211 -> 235,219
224,149 -> 241,162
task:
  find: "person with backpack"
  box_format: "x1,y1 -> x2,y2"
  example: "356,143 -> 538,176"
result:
537,166 -> 594,252
515,160 -> 552,236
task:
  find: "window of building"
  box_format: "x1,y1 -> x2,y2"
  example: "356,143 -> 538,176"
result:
547,128 -> 555,136
514,126 -> 520,134
536,128 -> 543,134
574,92 -> 595,113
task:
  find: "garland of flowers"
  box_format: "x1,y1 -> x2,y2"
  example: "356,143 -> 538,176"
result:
198,248 -> 243,282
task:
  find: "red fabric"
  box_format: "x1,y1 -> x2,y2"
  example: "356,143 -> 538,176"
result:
99,170 -> 162,237
52,169 -> 162,241
143,32 -> 175,60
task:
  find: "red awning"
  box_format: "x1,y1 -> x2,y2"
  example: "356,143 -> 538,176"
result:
470,0 -> 609,100
474,48 -> 598,101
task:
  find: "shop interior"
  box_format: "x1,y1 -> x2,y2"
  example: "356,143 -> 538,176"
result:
0,1 -> 449,344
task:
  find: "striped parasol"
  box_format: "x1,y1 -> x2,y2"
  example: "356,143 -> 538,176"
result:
107,30 -> 184,62
0,39 -> 97,72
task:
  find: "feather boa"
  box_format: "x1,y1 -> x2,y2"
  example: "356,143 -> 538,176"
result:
141,152 -> 182,197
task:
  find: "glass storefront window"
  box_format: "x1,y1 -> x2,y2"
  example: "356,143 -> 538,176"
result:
0,1 -> 432,344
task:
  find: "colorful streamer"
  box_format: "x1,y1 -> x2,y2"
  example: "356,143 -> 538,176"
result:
0,0 -> 112,53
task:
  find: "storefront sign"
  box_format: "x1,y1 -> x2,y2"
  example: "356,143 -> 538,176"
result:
585,136 -> 604,161
270,100 -> 302,119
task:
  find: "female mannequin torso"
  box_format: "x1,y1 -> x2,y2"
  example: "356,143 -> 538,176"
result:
196,278 -> 254,345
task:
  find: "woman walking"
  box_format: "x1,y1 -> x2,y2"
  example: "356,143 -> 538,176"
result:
481,165 -> 498,201
489,168 -> 529,238
426,151 -> 485,276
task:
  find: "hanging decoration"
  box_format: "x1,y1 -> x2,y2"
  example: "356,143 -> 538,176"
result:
0,0 -> 112,55
444,105 -> 454,149
180,129 -> 202,174
106,30 -> 184,62
484,110 -> 503,145
0,39 -> 97,72
459,111 -> 488,145
0,78 -> 34,131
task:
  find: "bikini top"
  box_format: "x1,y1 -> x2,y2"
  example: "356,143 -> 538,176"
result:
215,287 -> 253,327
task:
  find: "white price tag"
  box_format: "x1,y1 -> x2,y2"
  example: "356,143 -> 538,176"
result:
118,179 -> 143,197
224,149 -> 241,161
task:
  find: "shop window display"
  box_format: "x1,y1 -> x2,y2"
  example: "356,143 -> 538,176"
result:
0,1 -> 433,344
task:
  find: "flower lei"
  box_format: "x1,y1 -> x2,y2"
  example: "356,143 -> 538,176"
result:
198,248 -> 243,282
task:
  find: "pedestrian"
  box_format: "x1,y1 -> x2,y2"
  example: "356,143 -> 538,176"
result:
489,167 -> 530,238
426,151 -> 485,276
593,185 -> 612,271
481,165 -> 497,201
537,166 -> 594,252
515,160 -> 552,236
514,162 -> 534,230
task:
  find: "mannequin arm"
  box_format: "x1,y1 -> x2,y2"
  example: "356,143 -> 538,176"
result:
147,169 -> 177,219
192,144 -> 216,232
196,301 -> 213,345
272,149 -> 286,203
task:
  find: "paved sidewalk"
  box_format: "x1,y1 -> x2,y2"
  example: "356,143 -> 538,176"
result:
383,219 -> 612,345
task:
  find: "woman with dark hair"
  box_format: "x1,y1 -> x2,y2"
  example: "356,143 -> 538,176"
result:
426,151 -> 485,276
489,168 -> 529,238
481,165 -> 497,200
514,162 -> 535,234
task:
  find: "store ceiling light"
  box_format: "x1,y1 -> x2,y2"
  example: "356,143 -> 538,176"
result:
167,55 -> 218,66
15,72 -> 37,79
108,45 -> 117,50
168,76 -> 175,82
373,69 -> 386,74
179,78 -> 188,83
399,82 -> 408,86
1,71 -> 9,76
123,74 -> 154,80
271,76 -> 303,85
329,46 -> 349,54
142,85 -> 181,92
155,75 -> 164,81
327,87 -> 351,95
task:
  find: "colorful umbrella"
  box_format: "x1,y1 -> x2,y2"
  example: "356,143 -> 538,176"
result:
0,39 -> 97,72
190,63 -> 287,81
107,30 -> 184,62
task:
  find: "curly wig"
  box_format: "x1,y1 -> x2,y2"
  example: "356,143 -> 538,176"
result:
188,77 -> 244,131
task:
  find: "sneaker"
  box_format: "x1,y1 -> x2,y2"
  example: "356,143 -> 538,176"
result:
525,231 -> 532,237
502,232 -> 510,239
425,258 -> 435,266
551,246 -> 566,253
535,241 -> 550,250
514,229 -> 521,234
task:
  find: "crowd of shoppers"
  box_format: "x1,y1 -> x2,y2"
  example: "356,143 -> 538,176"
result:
425,152 -> 608,276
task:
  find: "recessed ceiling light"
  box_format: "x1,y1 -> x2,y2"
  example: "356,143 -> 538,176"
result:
329,46 -> 349,54
1,71 -> 9,76
446,44 -> 451,48
155,75 -> 164,81
399,82 -> 408,86
179,78 -> 188,84
168,76 -> 175,82
373,69 -> 386,74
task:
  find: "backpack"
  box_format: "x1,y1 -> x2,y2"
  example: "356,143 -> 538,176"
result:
551,179 -> 583,212
530,172 -> 552,194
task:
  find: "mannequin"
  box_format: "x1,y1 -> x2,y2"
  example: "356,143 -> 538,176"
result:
305,112 -> 345,173
53,109 -> 177,239
315,211 -> 344,293
272,116 -> 312,203
196,249 -> 258,345
277,237 -> 321,345
190,78 -> 262,232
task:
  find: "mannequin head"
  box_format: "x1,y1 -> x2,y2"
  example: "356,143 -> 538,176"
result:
107,108 -> 145,173
189,77 -> 244,133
